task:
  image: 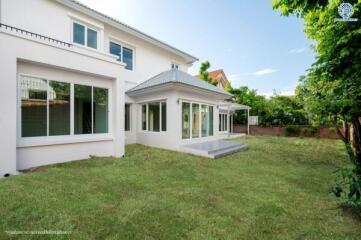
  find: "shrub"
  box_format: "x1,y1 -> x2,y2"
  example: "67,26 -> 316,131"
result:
285,125 -> 301,136
303,126 -> 319,137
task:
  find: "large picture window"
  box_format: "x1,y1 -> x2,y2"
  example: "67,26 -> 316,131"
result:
20,75 -> 109,138
141,101 -> 166,132
109,41 -> 134,71
182,102 -> 213,139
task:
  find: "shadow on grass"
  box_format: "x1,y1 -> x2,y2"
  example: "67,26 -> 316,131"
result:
340,203 -> 361,222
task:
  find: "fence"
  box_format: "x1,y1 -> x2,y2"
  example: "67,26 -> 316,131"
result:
233,125 -> 340,139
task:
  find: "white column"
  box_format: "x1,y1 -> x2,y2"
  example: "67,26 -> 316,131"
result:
113,73 -> 125,158
0,53 -> 17,175
247,108 -> 250,135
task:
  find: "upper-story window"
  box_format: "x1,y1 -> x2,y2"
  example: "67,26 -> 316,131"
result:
73,22 -> 98,49
171,63 -> 179,70
109,41 -> 134,71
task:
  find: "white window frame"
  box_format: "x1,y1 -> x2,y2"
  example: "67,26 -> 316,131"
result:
140,101 -> 166,133
17,73 -> 112,147
181,100 -> 214,140
171,62 -> 180,70
71,20 -> 100,51
109,38 -> 136,71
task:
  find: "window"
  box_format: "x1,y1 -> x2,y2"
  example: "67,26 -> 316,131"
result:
49,81 -> 70,136
109,41 -> 134,71
182,102 -> 214,139
74,85 -> 109,135
73,23 -> 85,45
93,87 -> 108,134
148,102 -> 160,132
87,28 -> 97,49
161,102 -> 167,131
125,103 -> 131,131
219,113 -> 228,132
110,42 -> 121,61
182,102 -> 190,139
209,106 -> 214,136
123,47 -> 133,71
192,103 -> 199,138
142,105 -> 147,131
171,63 -> 179,69
201,105 -> 209,137
21,77 -> 48,137
20,77 -> 71,137
20,75 -> 109,138
142,101 -> 166,132
74,85 -> 92,134
73,22 -> 98,49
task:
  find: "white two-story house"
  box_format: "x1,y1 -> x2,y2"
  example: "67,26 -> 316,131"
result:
0,0 -> 249,177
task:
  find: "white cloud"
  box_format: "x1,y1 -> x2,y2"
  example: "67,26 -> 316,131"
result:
287,47 -> 307,55
254,68 -> 278,77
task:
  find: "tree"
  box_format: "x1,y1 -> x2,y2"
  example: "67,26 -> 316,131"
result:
198,61 -> 218,86
273,0 -> 361,205
228,85 -> 268,124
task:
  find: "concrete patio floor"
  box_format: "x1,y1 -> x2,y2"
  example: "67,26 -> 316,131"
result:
181,139 -> 249,159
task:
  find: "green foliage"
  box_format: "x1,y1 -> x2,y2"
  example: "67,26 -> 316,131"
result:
273,0 -> 361,207
228,85 -> 308,126
285,125 -> 301,136
198,61 -> 218,86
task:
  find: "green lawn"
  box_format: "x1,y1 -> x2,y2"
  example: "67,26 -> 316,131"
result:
1,136 -> 360,239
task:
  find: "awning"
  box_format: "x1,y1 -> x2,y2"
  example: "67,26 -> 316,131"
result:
218,101 -> 251,111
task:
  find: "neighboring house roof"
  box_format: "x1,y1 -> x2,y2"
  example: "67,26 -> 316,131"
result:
126,69 -> 232,96
207,69 -> 229,89
56,0 -> 198,64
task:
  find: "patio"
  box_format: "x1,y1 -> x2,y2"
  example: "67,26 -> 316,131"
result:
181,139 -> 248,158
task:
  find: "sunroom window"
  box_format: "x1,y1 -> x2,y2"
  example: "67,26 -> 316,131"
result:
141,101 -> 167,132
219,113 -> 228,132
182,102 -> 213,139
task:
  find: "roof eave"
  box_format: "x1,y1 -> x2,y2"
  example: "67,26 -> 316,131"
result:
126,82 -> 232,98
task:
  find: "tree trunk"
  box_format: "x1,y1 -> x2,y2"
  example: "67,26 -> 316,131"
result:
351,117 -> 361,176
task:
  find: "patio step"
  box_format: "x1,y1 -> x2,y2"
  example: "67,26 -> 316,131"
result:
181,140 -> 249,159
207,141 -> 243,155
209,144 -> 249,159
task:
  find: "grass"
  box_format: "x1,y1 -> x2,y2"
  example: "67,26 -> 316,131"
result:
0,136 -> 360,239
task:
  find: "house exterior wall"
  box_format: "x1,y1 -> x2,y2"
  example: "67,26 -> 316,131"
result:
125,86 -> 230,151
0,28 -> 125,174
1,0 -> 191,88
0,0 -> 198,175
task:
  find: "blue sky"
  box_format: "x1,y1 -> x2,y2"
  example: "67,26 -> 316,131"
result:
78,0 -> 315,96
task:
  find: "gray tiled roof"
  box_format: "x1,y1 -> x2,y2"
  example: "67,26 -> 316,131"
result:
126,69 -> 232,96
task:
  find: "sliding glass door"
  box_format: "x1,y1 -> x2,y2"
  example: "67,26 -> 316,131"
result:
182,101 -> 213,139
